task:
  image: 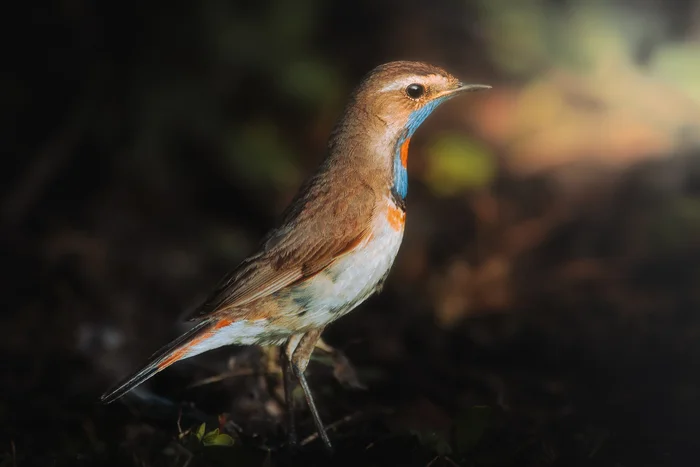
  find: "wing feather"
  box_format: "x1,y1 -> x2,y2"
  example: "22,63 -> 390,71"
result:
187,176 -> 377,321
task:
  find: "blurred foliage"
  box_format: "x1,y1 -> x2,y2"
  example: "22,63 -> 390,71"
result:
280,59 -> 341,107
476,0 -> 552,75
651,42 -> 700,104
104,0 -> 348,202
424,133 -> 496,195
226,122 -> 302,189
649,195 -> 700,252
476,0 -> 663,75
469,0 -> 700,178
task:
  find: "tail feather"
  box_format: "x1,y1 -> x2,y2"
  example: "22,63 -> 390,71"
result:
100,319 -> 216,404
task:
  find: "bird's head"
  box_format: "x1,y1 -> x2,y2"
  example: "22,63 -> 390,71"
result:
355,61 -> 490,140
334,61 -> 490,201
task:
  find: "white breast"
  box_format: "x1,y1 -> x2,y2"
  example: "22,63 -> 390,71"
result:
296,198 -> 405,328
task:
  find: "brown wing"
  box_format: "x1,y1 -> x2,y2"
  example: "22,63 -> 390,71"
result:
186,176 -> 377,321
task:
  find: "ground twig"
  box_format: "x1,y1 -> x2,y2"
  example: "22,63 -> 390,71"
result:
299,412 -> 362,446
187,369 -> 264,388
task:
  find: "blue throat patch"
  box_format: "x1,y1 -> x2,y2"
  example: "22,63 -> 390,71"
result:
392,97 -> 449,200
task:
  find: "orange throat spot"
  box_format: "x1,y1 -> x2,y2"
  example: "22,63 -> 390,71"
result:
400,138 -> 410,168
387,204 -> 406,231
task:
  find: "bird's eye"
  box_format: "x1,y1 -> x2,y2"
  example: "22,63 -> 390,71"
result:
406,83 -> 425,99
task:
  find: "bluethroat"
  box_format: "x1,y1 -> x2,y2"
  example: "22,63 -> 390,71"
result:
101,61 -> 490,450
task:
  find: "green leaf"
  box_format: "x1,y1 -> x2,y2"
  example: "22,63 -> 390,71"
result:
202,428 -> 220,445
196,423 -> 206,441
453,405 -> 492,454
203,433 -> 235,447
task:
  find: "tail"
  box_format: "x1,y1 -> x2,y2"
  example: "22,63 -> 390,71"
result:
100,319 -> 218,404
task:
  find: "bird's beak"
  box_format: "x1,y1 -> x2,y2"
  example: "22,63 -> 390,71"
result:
434,83 -> 491,100
452,83 -> 492,94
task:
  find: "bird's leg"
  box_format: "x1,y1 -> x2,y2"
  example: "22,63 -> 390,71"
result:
287,327 -> 332,451
281,334 -> 303,448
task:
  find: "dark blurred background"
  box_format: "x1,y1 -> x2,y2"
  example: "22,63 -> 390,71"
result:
3,0 -> 700,466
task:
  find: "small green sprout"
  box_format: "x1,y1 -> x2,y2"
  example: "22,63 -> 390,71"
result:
194,423 -> 235,447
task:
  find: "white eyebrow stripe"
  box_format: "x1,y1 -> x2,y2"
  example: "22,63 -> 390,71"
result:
379,76 -> 426,93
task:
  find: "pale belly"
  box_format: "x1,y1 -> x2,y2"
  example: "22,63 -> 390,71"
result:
288,200 -> 405,329
178,199 -> 405,356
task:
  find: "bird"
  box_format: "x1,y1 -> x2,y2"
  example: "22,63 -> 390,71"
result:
100,61 -> 490,450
